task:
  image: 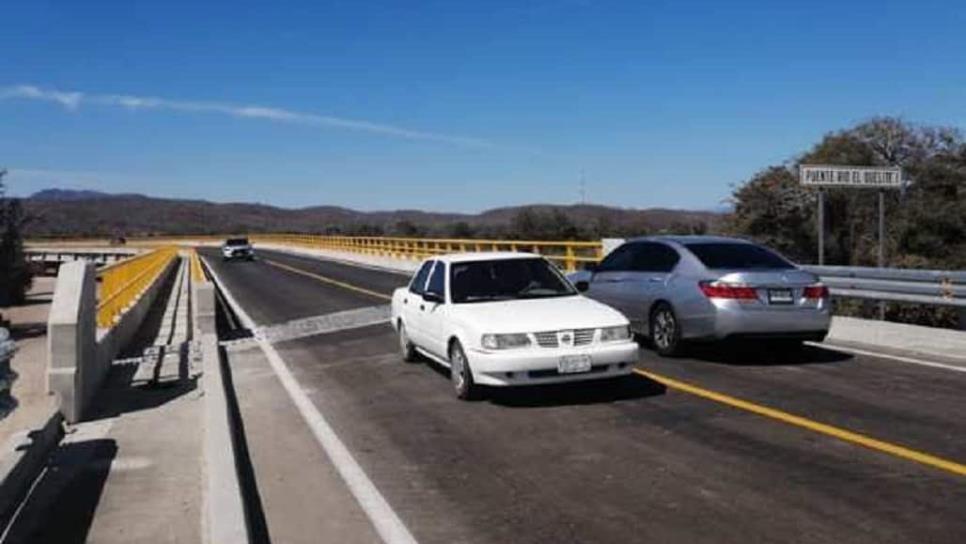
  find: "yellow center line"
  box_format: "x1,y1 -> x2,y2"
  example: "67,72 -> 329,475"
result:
261,257 -> 966,478
264,259 -> 392,301
633,368 -> 966,478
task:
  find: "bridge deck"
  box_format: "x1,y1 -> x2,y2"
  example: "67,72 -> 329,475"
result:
197,247 -> 966,544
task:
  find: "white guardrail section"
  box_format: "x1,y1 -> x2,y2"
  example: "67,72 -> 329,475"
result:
802,266 -> 966,308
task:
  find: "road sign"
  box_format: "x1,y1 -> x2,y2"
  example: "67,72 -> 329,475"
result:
800,164 -> 903,278
800,165 -> 903,189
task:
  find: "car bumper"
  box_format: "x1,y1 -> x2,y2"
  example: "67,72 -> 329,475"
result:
466,341 -> 639,386
681,301 -> 831,341
223,251 -> 254,260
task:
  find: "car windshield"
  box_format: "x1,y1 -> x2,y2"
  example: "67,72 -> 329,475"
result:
685,242 -> 794,270
450,258 -> 576,303
226,238 -> 249,246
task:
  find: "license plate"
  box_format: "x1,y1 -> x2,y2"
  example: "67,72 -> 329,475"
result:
558,354 -> 592,374
768,288 -> 794,305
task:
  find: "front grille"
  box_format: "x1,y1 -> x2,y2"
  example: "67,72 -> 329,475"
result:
574,328 -> 595,346
533,328 -> 597,348
534,331 -> 559,348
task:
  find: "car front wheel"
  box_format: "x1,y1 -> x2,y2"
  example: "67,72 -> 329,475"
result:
650,303 -> 682,357
449,340 -> 480,400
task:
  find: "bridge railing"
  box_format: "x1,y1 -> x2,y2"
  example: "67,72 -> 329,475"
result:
802,265 -> 966,309
96,247 -> 178,328
28,235 -> 966,312
189,249 -> 206,283
249,234 -> 604,272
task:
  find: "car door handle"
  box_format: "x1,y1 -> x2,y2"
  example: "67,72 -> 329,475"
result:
648,277 -> 664,283
419,304 -> 426,311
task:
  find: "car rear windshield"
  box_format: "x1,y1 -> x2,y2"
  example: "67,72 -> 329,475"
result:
226,238 -> 249,246
450,258 -> 576,303
684,243 -> 794,270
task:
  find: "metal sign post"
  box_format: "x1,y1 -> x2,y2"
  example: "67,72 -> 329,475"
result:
817,190 -> 825,265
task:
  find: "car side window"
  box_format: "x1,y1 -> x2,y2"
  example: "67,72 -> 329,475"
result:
426,261 -> 446,298
409,261 -> 433,295
596,244 -> 636,272
631,242 -> 680,273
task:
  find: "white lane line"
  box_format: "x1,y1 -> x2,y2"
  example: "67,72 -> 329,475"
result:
809,341 -> 966,374
202,257 -> 419,544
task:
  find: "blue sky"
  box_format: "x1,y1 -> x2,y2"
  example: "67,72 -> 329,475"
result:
2,0 -> 964,212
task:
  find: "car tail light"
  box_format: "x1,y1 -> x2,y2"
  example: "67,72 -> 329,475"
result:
699,281 -> 758,300
803,285 -> 829,299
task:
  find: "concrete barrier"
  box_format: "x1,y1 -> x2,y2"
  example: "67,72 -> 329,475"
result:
200,331 -> 250,544
0,411 -> 64,529
193,283 -> 216,338
47,262 -> 97,424
47,258 -> 179,423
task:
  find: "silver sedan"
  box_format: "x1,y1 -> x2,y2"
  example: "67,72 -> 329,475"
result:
569,236 -> 831,356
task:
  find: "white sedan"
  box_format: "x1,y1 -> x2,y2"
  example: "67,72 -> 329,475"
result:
390,252 -> 639,400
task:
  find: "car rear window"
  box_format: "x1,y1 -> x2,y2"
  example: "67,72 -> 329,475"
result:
684,243 -> 793,270
227,238 -> 249,245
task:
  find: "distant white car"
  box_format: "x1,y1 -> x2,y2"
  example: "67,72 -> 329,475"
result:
390,252 -> 639,400
221,237 -> 255,261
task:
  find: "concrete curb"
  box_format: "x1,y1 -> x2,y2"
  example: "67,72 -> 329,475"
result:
825,316 -> 966,365
0,410 -> 64,531
196,261 -> 250,544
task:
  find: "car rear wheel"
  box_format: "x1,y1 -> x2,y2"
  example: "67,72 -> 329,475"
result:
398,323 -> 419,362
650,303 -> 682,357
449,340 -> 480,400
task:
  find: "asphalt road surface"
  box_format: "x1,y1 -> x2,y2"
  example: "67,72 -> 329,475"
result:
200,247 -> 966,544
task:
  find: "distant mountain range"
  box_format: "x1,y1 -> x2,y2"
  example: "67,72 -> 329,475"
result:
22,188 -> 725,238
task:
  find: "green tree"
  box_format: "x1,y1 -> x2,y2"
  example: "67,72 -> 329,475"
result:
510,207 -> 583,240
726,166 -> 817,262
0,169 -> 32,306
447,221 -> 475,238
728,118 -> 966,267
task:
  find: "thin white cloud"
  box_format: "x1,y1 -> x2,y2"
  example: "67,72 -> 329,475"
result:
1,84 -> 495,148
0,84 -> 83,110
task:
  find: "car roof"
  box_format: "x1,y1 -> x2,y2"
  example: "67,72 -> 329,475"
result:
626,234 -> 753,245
429,251 -> 541,264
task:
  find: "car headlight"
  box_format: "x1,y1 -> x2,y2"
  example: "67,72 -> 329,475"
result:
599,325 -> 631,342
481,333 -> 531,350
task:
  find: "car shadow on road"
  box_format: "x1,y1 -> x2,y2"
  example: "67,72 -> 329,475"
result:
657,341 -> 854,366
485,374 -> 667,408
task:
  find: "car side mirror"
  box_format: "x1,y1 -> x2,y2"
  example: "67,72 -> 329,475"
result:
423,291 -> 444,304
574,280 -> 590,292
584,263 -> 598,273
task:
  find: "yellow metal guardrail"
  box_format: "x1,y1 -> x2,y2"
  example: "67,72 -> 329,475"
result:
189,249 -> 206,283
29,234 -> 604,272
96,247 -> 178,328
248,234 -> 603,272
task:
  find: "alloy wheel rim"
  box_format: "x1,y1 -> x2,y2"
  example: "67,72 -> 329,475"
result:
654,311 -> 674,349
452,349 -> 466,390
